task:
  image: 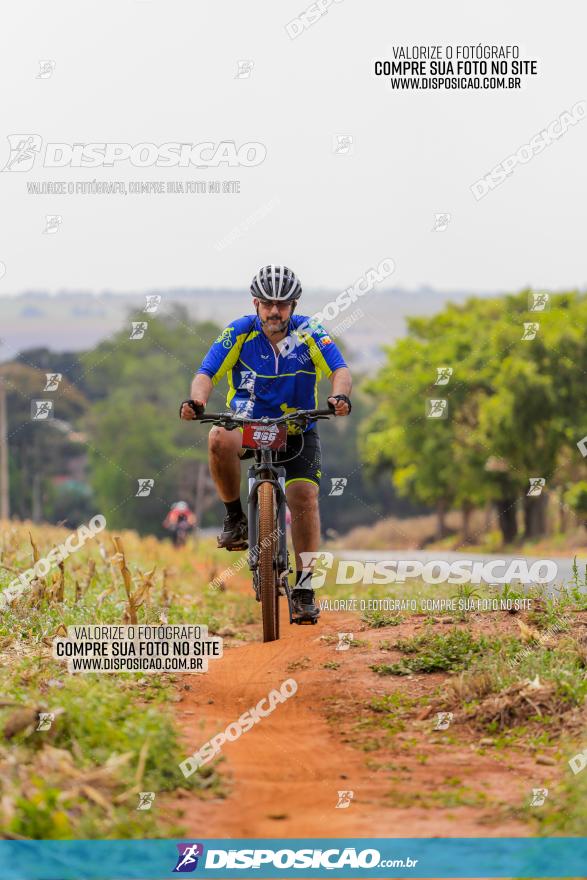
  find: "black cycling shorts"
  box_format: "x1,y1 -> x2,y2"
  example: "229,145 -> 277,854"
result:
239,427 -> 322,488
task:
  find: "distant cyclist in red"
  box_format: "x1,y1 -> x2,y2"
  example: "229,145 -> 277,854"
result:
163,501 -> 197,546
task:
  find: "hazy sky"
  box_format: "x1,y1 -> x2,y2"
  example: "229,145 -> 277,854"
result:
1,0 -> 586,295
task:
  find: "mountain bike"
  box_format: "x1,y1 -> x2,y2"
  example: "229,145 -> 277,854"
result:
192,406 -> 333,642
170,519 -> 193,548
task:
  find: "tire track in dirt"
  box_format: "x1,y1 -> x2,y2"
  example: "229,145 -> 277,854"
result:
173,600 -> 544,838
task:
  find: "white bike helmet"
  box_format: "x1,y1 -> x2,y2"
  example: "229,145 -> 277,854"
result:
250,265 -> 302,302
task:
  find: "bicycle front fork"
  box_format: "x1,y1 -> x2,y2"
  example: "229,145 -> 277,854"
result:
246,464 -> 288,572
246,464 -> 294,617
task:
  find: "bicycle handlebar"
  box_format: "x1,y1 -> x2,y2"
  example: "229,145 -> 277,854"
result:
192,406 -> 334,427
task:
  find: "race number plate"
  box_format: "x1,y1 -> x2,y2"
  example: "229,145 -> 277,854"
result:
242,422 -> 287,451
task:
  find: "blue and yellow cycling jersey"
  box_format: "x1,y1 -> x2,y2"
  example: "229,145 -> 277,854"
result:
197,314 -> 347,432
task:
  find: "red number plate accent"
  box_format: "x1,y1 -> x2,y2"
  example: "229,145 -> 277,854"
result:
242,423 -> 287,451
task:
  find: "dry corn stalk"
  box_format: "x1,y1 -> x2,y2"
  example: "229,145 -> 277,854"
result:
80,784 -> 115,816
161,567 -> 171,606
83,559 -> 96,594
111,536 -> 139,623
95,587 -> 114,606
28,531 -> 45,603
55,561 -> 65,603
28,531 -> 40,566
135,738 -> 150,786
134,567 -> 156,610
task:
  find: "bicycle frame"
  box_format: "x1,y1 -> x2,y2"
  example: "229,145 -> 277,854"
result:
190,405 -> 333,635
246,447 -> 295,621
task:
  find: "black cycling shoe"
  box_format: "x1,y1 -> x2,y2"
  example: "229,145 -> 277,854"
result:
291,587 -> 320,624
217,512 -> 248,550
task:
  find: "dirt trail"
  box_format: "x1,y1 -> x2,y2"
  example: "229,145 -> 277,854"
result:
173,599 -> 549,838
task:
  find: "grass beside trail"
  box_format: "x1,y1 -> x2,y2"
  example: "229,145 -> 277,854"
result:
370,628 -> 522,676
0,522 -> 259,839
319,559 -> 587,833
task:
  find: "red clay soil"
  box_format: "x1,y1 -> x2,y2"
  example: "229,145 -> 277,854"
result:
172,603 -> 558,840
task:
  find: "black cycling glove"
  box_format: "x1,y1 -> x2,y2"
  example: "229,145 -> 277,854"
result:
328,394 -> 352,414
179,399 -> 204,418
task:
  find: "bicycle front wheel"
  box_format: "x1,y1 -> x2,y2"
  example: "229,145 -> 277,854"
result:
258,481 -> 279,642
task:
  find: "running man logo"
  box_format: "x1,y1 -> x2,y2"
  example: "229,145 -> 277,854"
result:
36,712 -> 54,731
43,214 -> 62,234
336,632 -> 353,652
528,292 -> 550,312
529,788 -> 548,807
434,367 -> 453,385
432,212 -> 451,232
335,790 -> 354,809
433,711 -> 453,731
36,60 -> 56,79
426,399 -> 448,419
235,60 -> 254,79
238,370 -> 257,392
136,479 -> 155,497
527,478 -> 546,497
130,322 -> 148,340
2,134 -> 42,171
144,295 -> 161,313
31,400 -> 54,420
521,322 -> 539,341
44,373 -> 62,391
298,551 -> 334,589
136,792 -> 155,810
173,843 -> 204,873
329,477 -> 347,496
333,135 -> 354,156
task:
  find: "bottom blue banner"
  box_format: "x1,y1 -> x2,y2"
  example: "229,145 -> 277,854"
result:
0,838 -> 584,879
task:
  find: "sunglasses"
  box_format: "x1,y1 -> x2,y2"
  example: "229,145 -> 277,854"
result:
257,300 -> 292,309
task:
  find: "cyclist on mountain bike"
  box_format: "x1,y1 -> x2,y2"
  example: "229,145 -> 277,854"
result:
163,501 -> 197,546
180,265 -> 352,621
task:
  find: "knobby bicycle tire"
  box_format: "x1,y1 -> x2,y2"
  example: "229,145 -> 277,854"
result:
258,481 -> 279,642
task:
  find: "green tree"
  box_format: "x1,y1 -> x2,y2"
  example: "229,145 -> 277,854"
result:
361,290 -> 587,546
83,306 -> 225,535
0,362 -> 89,522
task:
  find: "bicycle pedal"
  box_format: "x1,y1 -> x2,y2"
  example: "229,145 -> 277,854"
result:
221,542 -> 248,551
292,615 -> 319,625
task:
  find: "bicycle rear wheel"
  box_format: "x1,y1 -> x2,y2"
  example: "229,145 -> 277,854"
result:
258,481 -> 279,642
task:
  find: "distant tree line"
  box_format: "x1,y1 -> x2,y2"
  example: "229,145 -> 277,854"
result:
2,303 -> 409,536
361,290 -> 587,544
